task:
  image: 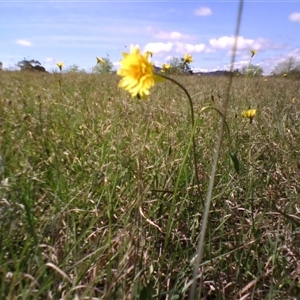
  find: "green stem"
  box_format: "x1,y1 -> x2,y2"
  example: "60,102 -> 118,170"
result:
156,73 -> 201,199
58,70 -> 63,99
156,73 -> 195,127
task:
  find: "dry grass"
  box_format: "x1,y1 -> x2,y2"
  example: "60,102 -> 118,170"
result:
0,71 -> 299,299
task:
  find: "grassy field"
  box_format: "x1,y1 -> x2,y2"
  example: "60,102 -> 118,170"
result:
0,71 -> 299,299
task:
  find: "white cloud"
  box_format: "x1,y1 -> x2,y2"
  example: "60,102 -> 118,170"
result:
209,36 -> 254,50
289,12 -> 300,22
113,61 -> 121,67
164,55 -> 175,62
16,39 -> 32,46
195,7 -> 212,16
209,36 -> 263,51
45,57 -> 55,63
175,42 -> 207,53
192,68 -> 210,73
223,60 -> 251,71
288,48 -> 300,59
144,42 -> 173,53
144,41 -> 208,56
43,57 -> 56,71
154,31 -> 192,40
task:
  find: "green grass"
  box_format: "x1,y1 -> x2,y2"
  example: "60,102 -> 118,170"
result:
0,71 -> 299,299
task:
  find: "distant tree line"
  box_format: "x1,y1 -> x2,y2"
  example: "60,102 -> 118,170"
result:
1,55 -> 299,79
210,57 -> 300,78
17,59 -> 47,72
272,56 -> 300,79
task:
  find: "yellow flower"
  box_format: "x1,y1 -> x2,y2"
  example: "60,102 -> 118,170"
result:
292,98 -> 296,103
56,62 -> 64,71
146,51 -> 154,57
250,50 -> 257,57
242,108 -> 257,123
283,73 -> 287,77
117,45 -> 163,99
145,51 -> 154,62
183,54 -> 193,64
264,78 -> 268,82
96,57 -> 105,64
162,63 -> 171,70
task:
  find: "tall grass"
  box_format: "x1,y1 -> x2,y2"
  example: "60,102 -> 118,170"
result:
0,70 -> 299,299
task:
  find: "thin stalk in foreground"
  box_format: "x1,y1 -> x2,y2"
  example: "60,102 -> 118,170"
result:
188,1 -> 244,299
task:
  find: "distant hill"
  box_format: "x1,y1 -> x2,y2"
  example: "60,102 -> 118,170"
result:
154,66 -> 162,72
194,70 -> 230,76
153,66 -> 234,77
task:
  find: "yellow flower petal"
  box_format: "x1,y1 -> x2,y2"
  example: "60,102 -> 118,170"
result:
250,50 -> 257,57
242,108 -> 257,123
56,61 -> 64,70
96,57 -> 105,64
117,45 -> 163,99
183,54 -> 193,64
162,63 -> 171,70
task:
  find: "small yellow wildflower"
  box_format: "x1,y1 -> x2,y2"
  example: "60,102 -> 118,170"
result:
283,73 -> 287,77
96,57 -> 105,64
183,54 -> 193,64
56,62 -> 64,71
292,98 -> 296,103
117,45 -> 163,99
146,51 -> 154,57
264,78 -> 268,82
162,63 -> 171,70
242,108 -> 257,123
250,50 -> 257,57
145,51 -> 154,62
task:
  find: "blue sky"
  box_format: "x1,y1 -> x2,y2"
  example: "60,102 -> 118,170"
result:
1,1 -> 300,75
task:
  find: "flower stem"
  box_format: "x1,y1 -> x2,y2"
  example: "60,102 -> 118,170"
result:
156,73 -> 201,201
